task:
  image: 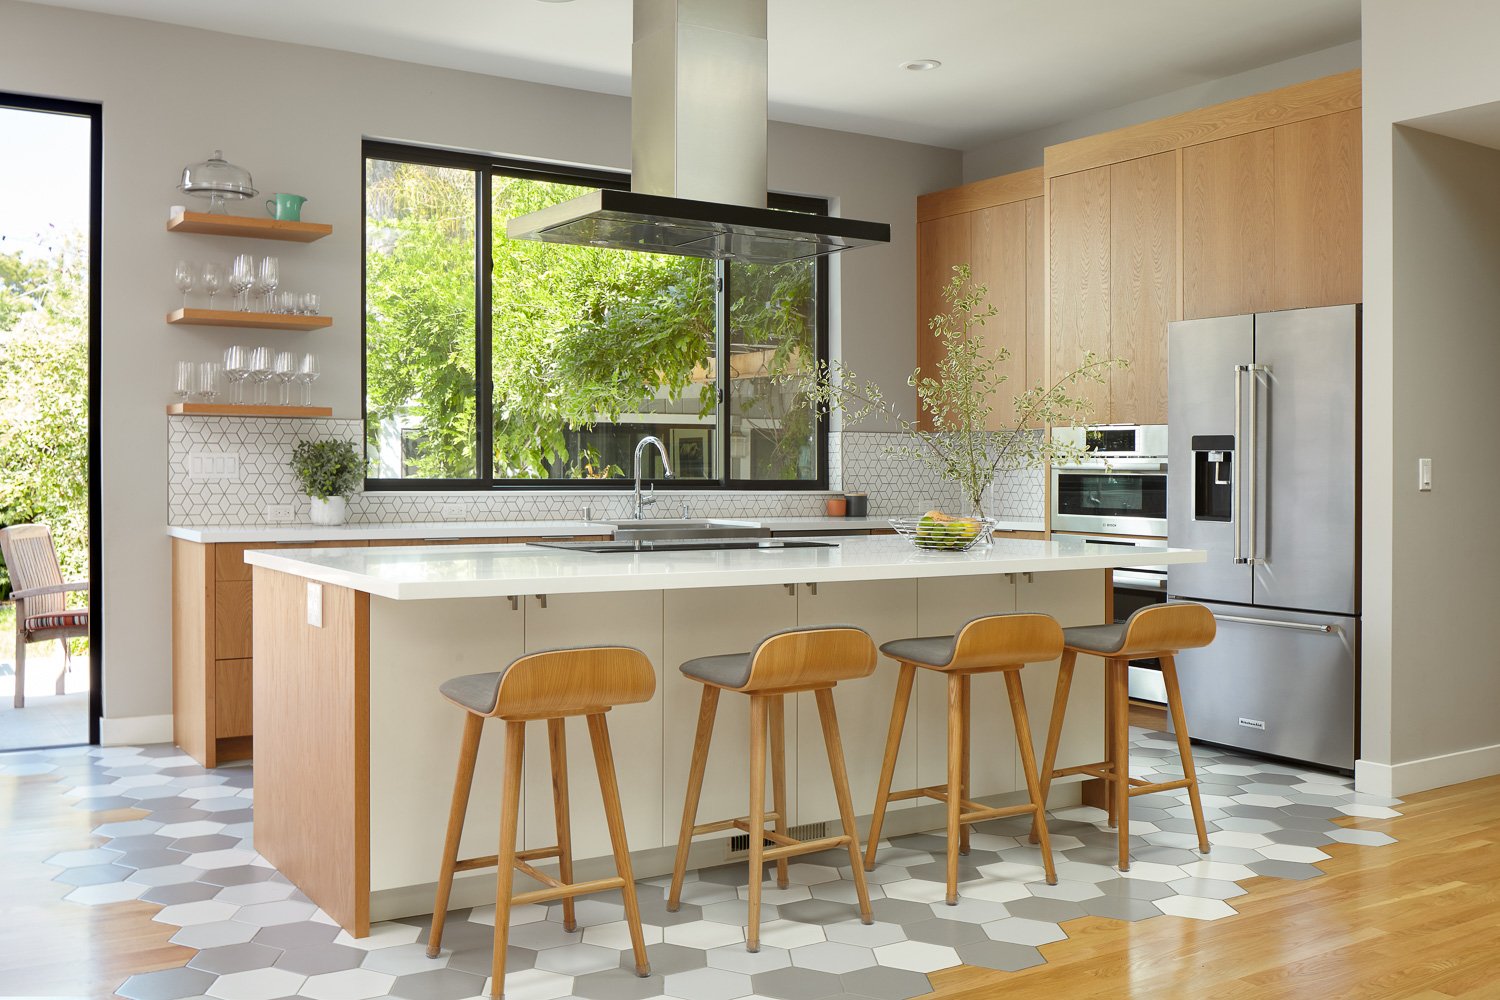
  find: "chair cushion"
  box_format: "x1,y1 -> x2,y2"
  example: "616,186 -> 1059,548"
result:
679,651 -> 755,689
879,635 -> 957,667
23,609 -> 89,633
1062,622 -> 1127,654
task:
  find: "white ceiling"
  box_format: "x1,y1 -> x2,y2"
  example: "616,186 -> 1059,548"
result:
28,0 -> 1361,150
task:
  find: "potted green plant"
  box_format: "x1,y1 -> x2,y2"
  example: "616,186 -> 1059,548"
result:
791,264 -> 1121,542
290,439 -> 362,526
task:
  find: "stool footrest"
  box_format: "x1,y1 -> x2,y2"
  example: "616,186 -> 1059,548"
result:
514,860 -> 563,890
691,812 -> 784,837
1130,777 -> 1192,795
761,835 -> 851,863
512,875 -> 627,908
454,844 -> 564,873
960,802 -> 1039,825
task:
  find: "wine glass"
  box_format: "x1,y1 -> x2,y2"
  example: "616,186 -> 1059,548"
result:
223,345 -> 248,404
257,256 -> 279,313
273,350 -> 297,405
202,261 -> 225,309
230,254 -> 255,311
197,362 -> 222,403
298,352 -> 320,406
173,361 -> 196,403
247,346 -> 273,404
174,260 -> 195,308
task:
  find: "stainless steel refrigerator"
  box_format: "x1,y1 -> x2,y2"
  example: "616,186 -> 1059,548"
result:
1167,304 -> 1359,771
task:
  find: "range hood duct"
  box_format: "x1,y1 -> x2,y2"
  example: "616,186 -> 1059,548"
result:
506,0 -> 890,264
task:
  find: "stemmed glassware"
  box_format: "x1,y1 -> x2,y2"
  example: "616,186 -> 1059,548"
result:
223,345 -> 248,404
174,260 -> 195,308
272,350 -> 297,405
173,361 -> 196,402
298,352 -> 320,406
247,346 -> 274,404
256,256 -> 279,313
202,261 -> 225,310
230,254 -> 255,311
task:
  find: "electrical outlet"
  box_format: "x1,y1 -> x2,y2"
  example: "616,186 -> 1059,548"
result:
266,504 -> 295,523
440,503 -> 467,519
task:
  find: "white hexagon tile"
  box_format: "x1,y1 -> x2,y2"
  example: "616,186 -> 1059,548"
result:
3,728 -> 1402,1000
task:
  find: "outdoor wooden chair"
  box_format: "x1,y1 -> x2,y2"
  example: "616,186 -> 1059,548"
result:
0,524 -> 89,709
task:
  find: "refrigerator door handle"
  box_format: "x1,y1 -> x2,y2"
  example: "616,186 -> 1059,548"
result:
1242,363 -> 1270,565
1233,364 -> 1247,564
1212,613 -> 1338,635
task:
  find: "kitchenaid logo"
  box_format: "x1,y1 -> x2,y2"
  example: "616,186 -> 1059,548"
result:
1238,717 -> 1267,731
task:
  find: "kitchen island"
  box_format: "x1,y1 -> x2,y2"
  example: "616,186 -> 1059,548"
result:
245,535 -> 1203,934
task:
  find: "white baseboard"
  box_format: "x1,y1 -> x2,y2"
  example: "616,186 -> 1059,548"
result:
99,714 -> 174,747
1356,741 -> 1500,798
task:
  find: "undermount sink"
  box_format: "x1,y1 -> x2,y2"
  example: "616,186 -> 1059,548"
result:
604,518 -> 767,540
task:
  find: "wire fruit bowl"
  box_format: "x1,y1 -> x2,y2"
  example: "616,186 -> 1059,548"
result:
889,515 -> 996,552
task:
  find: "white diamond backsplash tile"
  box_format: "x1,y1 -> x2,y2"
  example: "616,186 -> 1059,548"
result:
168,419 -> 1045,525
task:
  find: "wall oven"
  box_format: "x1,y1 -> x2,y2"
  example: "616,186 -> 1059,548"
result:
1050,425 -> 1168,537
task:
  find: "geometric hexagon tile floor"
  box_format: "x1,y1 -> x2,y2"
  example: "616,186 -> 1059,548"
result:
0,729 -> 1403,1000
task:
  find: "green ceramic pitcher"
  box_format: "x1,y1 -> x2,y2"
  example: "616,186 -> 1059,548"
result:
266,193 -> 307,221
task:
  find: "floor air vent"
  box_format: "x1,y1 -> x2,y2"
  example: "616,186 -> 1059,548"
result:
727,822 -> 828,858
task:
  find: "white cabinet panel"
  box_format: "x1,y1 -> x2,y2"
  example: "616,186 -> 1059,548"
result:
522,591 -> 666,859
912,576 -> 1019,795
662,586 -> 799,845
793,580 -> 919,825
368,596 -> 526,892
1016,570 -> 1108,786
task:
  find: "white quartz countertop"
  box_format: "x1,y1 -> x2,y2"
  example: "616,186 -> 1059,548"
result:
244,534 -> 1202,601
164,515 -> 1045,544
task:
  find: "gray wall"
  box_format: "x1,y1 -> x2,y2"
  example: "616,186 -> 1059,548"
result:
1362,0 -> 1500,793
0,0 -> 961,729
961,40 -> 1361,182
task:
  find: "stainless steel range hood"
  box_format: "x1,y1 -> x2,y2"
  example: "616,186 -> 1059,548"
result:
506,0 -> 890,263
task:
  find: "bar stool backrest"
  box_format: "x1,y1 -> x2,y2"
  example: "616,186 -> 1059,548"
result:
949,613 -> 1065,671
495,646 -> 656,718
1119,602 -> 1216,655
745,626 -> 877,691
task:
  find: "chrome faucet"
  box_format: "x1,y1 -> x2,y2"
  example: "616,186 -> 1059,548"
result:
632,435 -> 673,520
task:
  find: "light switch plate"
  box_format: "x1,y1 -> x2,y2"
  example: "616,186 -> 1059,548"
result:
1418,457 -> 1432,492
187,449 -> 240,481
307,583 -> 322,628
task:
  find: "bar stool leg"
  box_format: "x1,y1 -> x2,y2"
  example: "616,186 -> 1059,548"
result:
1030,651 -> 1075,846
428,712 -> 483,958
488,721 -> 526,999
944,673 -> 964,904
814,688 -> 874,925
865,663 -> 916,871
668,686 -> 720,911
746,694 -> 769,952
546,718 -> 577,933
959,674 -> 972,857
769,695 -> 791,890
1160,654 -> 1211,855
1105,663 -> 1119,829
1004,671 -> 1057,885
1110,661 -> 1132,872
586,713 -> 651,978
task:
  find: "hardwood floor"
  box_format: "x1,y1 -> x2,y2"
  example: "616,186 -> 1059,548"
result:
2,750 -> 1498,999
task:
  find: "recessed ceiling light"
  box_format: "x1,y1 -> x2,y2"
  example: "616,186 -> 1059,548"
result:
900,59 -> 942,72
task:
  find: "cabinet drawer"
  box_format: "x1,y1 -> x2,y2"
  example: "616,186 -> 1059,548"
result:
214,658 -> 253,738
214,580 -> 253,659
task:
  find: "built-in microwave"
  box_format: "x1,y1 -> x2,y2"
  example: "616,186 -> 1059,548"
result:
1051,425 -> 1168,537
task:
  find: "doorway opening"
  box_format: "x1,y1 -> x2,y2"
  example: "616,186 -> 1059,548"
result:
0,93 -> 102,750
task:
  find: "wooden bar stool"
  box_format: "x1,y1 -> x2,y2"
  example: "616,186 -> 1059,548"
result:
864,613 -> 1064,905
427,646 -> 656,998
1031,602 -> 1217,872
667,625 -> 878,952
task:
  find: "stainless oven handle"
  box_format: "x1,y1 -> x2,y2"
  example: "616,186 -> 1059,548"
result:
1213,613 -> 1337,635
1233,365 -> 1244,563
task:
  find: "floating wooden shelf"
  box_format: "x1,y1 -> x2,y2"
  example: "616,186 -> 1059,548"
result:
167,308 -> 332,331
167,403 -> 333,417
167,210 -> 333,243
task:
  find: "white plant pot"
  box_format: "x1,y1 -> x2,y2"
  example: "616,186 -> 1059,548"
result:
309,496 -> 348,526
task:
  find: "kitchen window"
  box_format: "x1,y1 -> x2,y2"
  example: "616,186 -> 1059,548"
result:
362,140 -> 828,491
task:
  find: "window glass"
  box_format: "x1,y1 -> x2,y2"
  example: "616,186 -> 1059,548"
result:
727,257 -> 818,481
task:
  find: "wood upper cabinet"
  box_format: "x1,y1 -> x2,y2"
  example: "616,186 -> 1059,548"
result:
1273,108 -> 1362,311
1048,166 -> 1112,419
1183,129 -> 1276,320
915,212 -> 971,430
969,201 -> 1029,428
1109,151 -> 1178,424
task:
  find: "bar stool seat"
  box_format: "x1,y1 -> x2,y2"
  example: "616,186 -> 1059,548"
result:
865,613 -> 1064,905
668,625 -> 878,952
428,645 -> 656,999
1033,602 -> 1217,873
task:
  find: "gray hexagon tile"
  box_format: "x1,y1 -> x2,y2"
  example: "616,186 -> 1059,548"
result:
17,728 -> 1402,998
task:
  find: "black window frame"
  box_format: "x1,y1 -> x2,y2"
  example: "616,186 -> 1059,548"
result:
361,139 -> 830,493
